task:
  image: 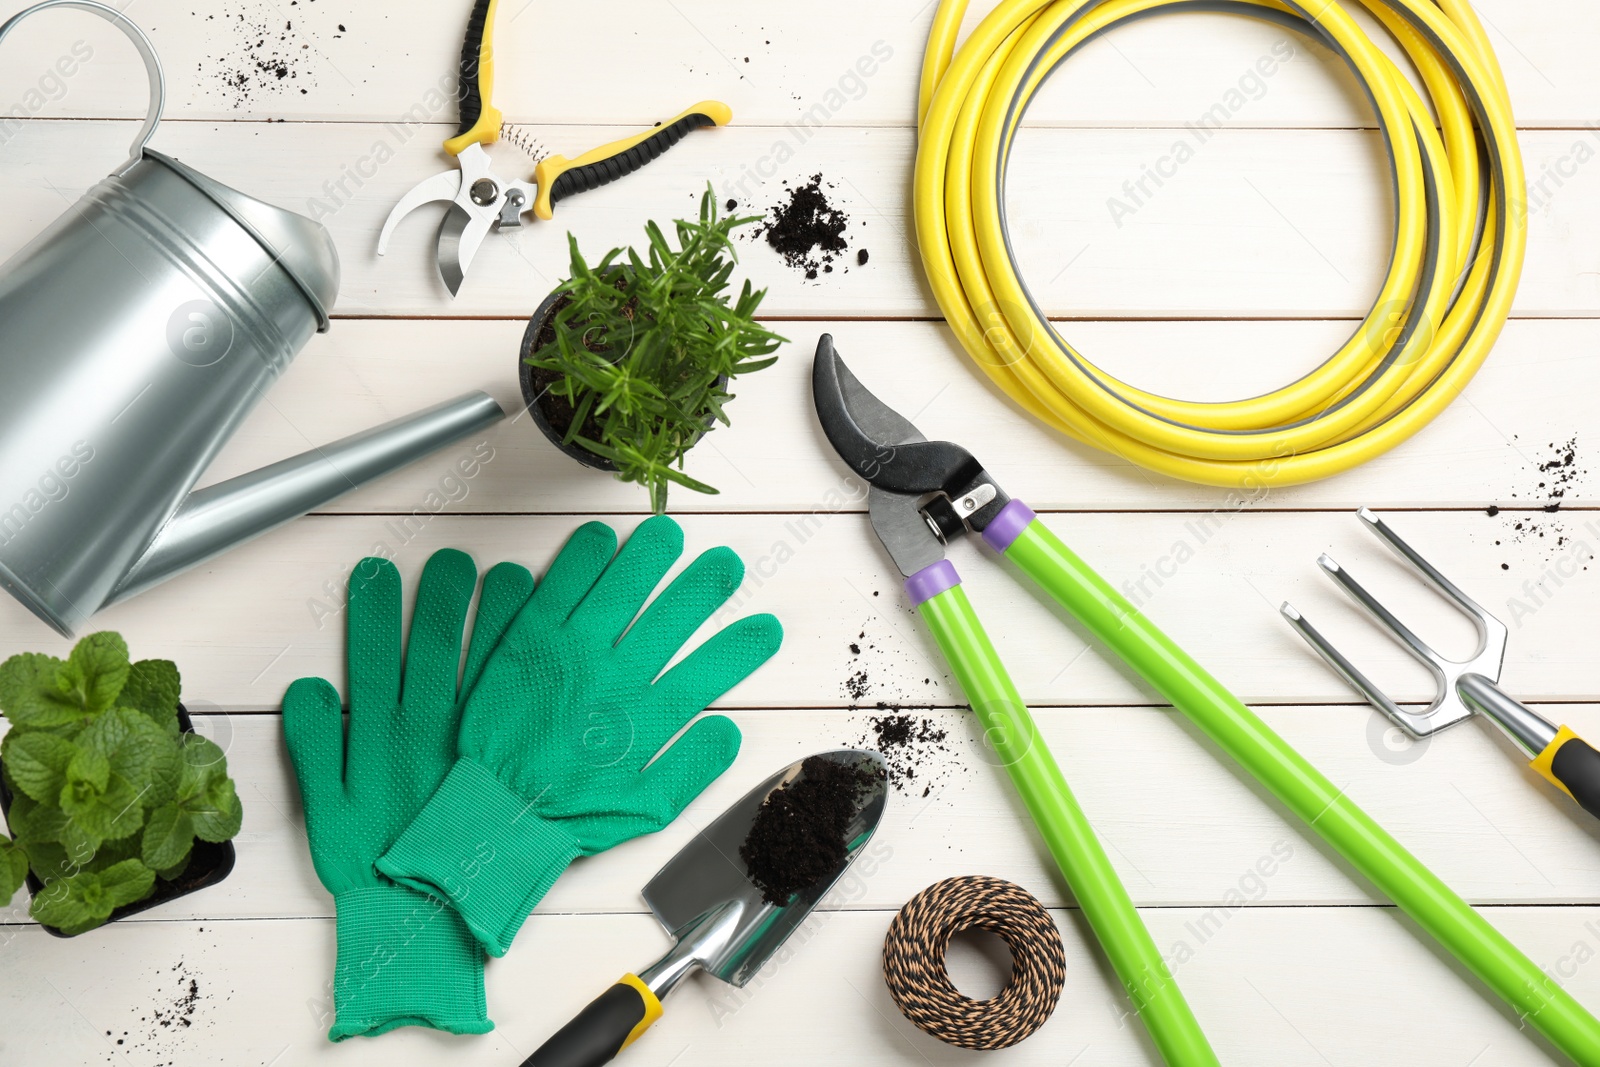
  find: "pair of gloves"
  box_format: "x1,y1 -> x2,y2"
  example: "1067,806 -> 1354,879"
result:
282,517 -> 782,1040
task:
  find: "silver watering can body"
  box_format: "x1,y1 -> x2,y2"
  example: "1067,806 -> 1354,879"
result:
0,1 -> 504,635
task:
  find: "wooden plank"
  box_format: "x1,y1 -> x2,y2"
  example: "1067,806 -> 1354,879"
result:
4,120 -> 1600,318
0,0 -> 1589,128
4,904 -> 1599,1065
8,703 -> 1600,924
0,510 -> 1593,708
186,316 -> 1600,514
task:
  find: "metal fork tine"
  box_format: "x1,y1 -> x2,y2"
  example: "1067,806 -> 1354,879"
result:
1316,553 -> 1447,679
1358,507 -> 1507,667
1281,602 -> 1421,727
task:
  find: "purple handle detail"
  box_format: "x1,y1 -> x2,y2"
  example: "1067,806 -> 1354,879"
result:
982,499 -> 1036,553
904,560 -> 960,606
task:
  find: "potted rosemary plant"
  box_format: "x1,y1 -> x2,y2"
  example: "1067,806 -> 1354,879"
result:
0,632 -> 241,936
520,186 -> 785,513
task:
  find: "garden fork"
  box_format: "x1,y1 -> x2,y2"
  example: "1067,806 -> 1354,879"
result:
1283,507 -> 1600,820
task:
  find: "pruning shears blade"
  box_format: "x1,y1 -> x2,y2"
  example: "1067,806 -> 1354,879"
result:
436,202 -> 487,298
811,335 -> 989,499
812,334 -> 922,469
377,169 -> 462,255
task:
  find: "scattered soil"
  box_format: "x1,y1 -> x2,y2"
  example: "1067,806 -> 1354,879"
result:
754,174 -> 853,279
740,755 -> 882,906
196,4 -> 333,108
103,955 -> 222,1065
1485,435 -> 1588,568
841,628 -> 962,797
863,714 -> 956,798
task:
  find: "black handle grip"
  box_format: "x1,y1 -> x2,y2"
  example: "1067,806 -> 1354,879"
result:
1550,736 -> 1600,819
523,979 -> 658,1067
547,110 -> 720,208
455,0 -> 494,137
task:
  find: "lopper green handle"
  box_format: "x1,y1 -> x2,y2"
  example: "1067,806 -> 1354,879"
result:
984,501 -> 1600,1064
910,562 -> 1219,1067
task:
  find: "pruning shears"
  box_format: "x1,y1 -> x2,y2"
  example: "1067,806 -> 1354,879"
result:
810,333 -> 1600,1065
378,0 -> 731,295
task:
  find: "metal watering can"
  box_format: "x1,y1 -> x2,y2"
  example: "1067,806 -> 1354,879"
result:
0,1 -> 505,636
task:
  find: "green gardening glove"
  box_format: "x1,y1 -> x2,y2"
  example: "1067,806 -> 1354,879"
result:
377,516 -> 783,956
283,549 -> 534,1040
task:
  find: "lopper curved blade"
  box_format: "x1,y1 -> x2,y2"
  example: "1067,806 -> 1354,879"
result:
376,169 -> 462,255
810,333 -> 985,496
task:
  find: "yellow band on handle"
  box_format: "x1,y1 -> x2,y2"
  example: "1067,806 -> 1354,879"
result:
616,973 -> 663,1051
1530,724 -> 1583,798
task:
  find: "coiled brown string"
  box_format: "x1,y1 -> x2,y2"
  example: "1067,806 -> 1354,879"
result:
882,876 -> 1066,1049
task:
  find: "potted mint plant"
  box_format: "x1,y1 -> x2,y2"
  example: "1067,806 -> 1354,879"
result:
519,186 -> 785,513
0,632 -> 241,936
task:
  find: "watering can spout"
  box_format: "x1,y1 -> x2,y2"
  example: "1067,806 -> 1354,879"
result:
106,391 -> 506,608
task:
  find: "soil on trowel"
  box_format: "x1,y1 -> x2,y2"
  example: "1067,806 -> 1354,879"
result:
754,175 -> 857,280
740,755 -> 882,906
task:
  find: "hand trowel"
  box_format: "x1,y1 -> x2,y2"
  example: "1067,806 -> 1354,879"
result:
521,749 -> 888,1067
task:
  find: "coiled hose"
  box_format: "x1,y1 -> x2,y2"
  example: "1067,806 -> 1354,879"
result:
915,0 -> 1525,488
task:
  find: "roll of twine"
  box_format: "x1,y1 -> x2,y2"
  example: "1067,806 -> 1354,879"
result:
882,875 -> 1066,1050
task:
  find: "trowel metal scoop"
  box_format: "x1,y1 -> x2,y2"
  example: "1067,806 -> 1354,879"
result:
0,1 -> 504,636
522,749 -> 888,1067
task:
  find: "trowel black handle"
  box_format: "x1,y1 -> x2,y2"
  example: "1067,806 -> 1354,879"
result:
1533,728 -> 1600,820
523,974 -> 663,1067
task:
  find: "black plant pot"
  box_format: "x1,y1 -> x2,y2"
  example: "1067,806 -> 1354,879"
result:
518,286 -> 726,476
519,288 -> 619,473
0,704 -> 237,938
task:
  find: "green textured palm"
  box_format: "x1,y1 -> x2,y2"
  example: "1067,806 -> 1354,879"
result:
457,516 -> 783,853
283,550 -> 533,895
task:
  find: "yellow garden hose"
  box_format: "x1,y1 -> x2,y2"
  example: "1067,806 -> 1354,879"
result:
915,0 -> 1525,488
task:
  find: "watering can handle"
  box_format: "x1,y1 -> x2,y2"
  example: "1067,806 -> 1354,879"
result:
0,0 -> 165,175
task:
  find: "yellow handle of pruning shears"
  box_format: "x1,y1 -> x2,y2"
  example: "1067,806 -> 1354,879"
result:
531,101 -> 731,219
443,0 -> 502,155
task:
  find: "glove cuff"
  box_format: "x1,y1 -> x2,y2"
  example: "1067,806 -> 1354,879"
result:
377,757 -> 583,957
330,882 -> 492,1040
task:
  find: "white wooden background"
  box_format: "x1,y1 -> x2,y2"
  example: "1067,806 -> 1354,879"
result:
3,0 -> 1600,1064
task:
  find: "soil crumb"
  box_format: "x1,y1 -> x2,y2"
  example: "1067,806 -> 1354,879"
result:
740,755 -> 881,906
755,174 -> 852,279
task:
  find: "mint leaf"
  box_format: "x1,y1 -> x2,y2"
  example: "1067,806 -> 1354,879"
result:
3,790 -> 63,845
140,804 -> 194,872
1,733 -> 75,803
31,859 -> 153,934
177,735 -> 228,801
76,704 -> 130,761
84,834 -> 138,873
120,659 -> 180,725
65,632 -> 130,715
29,876 -> 98,933
57,818 -> 102,862
189,778 -> 243,843
0,653 -> 83,730
64,746 -> 110,795
80,708 -> 178,805
0,836 -> 27,903
155,852 -> 191,882
59,770 -> 142,843
97,858 -> 154,909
